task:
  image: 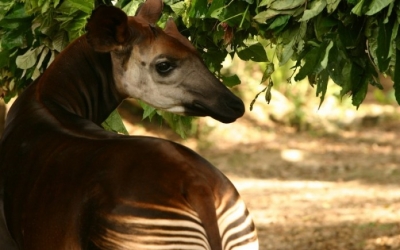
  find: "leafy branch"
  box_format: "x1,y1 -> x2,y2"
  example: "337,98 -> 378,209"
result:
0,0 -> 399,136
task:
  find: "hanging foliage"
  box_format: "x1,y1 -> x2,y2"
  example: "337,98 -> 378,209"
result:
0,0 -> 399,134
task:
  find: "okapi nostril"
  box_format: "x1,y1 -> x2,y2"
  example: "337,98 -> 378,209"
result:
193,102 -> 207,111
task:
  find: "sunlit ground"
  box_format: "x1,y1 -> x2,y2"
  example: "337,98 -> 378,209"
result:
234,179 -> 400,250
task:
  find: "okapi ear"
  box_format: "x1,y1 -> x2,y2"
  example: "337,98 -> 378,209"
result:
164,18 -> 196,51
135,0 -> 163,24
86,5 -> 130,52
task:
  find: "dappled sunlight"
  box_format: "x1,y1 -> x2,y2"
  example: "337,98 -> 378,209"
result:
365,235 -> 400,250
280,149 -> 304,162
197,115 -> 284,149
231,178 -> 400,225
230,178 -> 400,249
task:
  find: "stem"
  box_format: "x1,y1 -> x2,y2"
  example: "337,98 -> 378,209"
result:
239,5 -> 249,29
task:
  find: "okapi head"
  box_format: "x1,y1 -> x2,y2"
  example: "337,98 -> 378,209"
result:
85,0 -> 245,123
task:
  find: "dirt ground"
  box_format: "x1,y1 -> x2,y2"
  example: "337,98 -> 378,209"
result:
119,100 -> 400,250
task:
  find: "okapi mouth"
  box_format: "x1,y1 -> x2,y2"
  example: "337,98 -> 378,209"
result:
186,99 -> 245,124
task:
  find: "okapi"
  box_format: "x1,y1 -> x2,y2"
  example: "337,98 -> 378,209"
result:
0,0 -> 258,249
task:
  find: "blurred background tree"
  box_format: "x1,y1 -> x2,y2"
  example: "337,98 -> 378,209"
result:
0,0 -> 398,136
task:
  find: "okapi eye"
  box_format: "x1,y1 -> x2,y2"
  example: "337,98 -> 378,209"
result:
155,61 -> 174,75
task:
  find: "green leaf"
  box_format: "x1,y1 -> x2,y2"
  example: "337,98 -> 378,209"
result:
52,31 -> 69,52
0,18 -> 25,29
383,1 -> 394,23
121,1 -> 142,16
294,41 -> 330,81
137,101 -> 193,138
276,38 -> 295,65
222,74 -> 241,87
0,49 -> 10,68
254,9 -> 280,23
0,0 -> 14,20
41,1 -> 50,14
160,112 -> 193,139
48,50 -> 56,66
299,0 -> 327,22
63,14 -> 87,31
259,0 -> 274,7
202,47 -> 227,73
237,43 -> 267,62
207,0 -> 224,18
320,40 -> 333,69
102,109 -> 129,135
3,3 -> 29,20
326,0 -> 341,13
209,7 -> 225,20
16,46 -> 44,70
261,62 -> 275,82
365,0 -> 393,16
187,0 -> 208,18
351,0 -> 374,16
31,67 -> 41,80
65,0 -> 93,14
36,46 -> 49,70
253,8 -> 300,23
394,48 -> 400,104
376,15 -> 395,71
54,0 -> 61,8
270,0 -> 305,10
214,1 -> 250,27
316,70 -> 329,107
351,0 -> 365,15
338,21 -> 361,49
314,15 -> 338,41
140,101 -> 158,121
339,61 -> 353,96
249,86 -> 267,111
57,2 -> 78,15
269,15 -> 290,32
169,1 -> 186,16
352,77 -> 368,108
294,47 -> 319,81
1,33 -> 20,50
265,81 -> 273,104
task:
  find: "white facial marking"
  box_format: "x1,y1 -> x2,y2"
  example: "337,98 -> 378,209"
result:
111,46 -> 189,113
164,106 -> 185,114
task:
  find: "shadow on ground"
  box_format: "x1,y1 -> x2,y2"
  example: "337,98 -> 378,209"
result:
201,137 -> 400,186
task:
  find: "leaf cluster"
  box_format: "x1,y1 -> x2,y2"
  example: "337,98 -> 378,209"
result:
184,0 -> 399,107
0,0 -> 92,102
0,0 -> 399,136
164,0 -> 400,108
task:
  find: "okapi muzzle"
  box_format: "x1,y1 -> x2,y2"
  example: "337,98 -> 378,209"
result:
0,0 -> 257,249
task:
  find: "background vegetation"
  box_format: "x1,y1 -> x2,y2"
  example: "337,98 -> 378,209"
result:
0,0 -> 398,135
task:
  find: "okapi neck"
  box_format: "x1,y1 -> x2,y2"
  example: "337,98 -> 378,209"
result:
36,36 -> 124,126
